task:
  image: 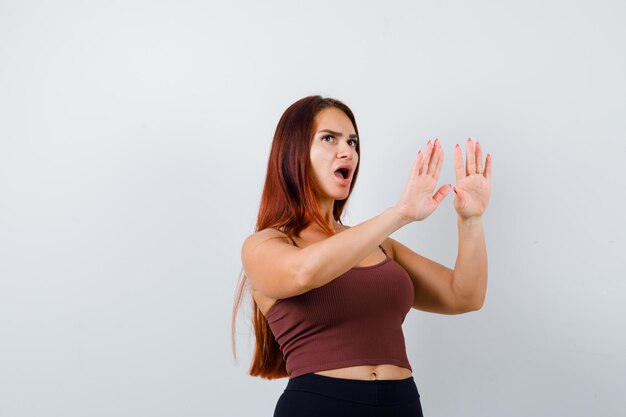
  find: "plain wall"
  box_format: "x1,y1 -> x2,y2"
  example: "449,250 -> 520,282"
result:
1,1 -> 624,416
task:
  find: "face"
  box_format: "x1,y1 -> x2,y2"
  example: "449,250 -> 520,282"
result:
309,107 -> 359,201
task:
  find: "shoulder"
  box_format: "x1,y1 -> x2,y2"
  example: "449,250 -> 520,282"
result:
241,228 -> 296,275
243,227 -> 292,248
380,237 -> 397,260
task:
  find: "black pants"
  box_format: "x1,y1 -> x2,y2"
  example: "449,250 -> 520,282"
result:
273,373 -> 424,417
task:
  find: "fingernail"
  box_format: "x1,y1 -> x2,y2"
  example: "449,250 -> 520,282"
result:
427,140 -> 432,146
467,137 -> 471,142
453,187 -> 458,194
456,144 -> 460,148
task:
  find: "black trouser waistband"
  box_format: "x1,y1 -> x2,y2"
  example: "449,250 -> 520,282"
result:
285,373 -> 420,406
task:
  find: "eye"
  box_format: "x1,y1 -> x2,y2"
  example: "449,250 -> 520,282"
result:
322,135 -> 334,142
348,139 -> 358,147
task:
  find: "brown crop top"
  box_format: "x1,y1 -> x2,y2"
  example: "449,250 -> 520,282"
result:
265,237 -> 415,378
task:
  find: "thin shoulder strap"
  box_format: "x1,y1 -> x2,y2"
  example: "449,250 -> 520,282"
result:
273,227 -> 298,247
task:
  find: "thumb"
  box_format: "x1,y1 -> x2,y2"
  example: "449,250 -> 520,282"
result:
433,184 -> 453,205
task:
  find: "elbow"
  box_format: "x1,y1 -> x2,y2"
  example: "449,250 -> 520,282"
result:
451,274 -> 487,314
465,295 -> 486,313
468,299 -> 485,312
296,248 -> 322,293
296,262 -> 313,293
454,295 -> 485,314
295,249 -> 333,294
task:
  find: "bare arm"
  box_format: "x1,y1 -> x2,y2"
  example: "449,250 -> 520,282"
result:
389,214 -> 487,315
452,215 -> 487,311
242,139 -> 452,300
370,139 -> 491,315
241,207 -> 409,299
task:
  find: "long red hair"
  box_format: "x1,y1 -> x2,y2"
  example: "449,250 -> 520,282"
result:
231,95 -> 361,379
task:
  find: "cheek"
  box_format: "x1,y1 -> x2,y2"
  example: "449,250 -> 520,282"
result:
310,149 -> 330,169
309,158 -> 326,180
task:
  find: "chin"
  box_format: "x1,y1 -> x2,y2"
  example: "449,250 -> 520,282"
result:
320,192 -> 349,202
318,182 -> 351,201
335,191 -> 351,200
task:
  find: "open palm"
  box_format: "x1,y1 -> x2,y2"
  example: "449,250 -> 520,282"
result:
394,139 -> 452,222
453,138 -> 492,220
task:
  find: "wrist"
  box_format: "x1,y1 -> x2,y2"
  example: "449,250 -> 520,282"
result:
387,206 -> 412,228
458,215 -> 482,226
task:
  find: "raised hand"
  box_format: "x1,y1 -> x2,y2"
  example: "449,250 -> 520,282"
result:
395,138 -> 453,222
453,138 -> 492,220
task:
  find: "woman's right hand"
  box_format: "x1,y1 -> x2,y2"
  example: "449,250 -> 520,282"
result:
394,138 -> 452,223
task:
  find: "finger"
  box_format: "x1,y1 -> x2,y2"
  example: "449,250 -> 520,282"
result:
404,151 -> 423,195
454,143 -> 464,182
419,139 -> 434,175
412,150 -> 424,177
484,153 -> 492,181
466,138 -> 476,175
432,183 -> 452,205
427,138 -> 441,176
433,145 -> 444,181
475,141 -> 484,174
408,149 -> 424,184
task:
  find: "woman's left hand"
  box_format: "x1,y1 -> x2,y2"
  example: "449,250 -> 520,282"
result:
453,138 -> 492,220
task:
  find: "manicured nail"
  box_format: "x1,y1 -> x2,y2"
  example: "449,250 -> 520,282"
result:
453,187 -> 458,194
456,144 -> 460,149
427,140 -> 432,146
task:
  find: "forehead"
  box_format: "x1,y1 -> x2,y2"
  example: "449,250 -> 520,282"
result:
313,108 -> 356,134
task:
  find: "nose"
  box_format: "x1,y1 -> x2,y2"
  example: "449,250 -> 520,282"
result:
337,141 -> 355,159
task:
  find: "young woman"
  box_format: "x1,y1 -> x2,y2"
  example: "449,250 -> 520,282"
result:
232,95 -> 492,417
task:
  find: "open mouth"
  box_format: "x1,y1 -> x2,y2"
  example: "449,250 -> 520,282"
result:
334,168 -> 350,179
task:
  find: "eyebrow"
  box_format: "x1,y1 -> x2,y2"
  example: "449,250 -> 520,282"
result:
317,129 -> 359,140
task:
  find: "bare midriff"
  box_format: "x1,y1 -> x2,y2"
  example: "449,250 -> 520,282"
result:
313,364 -> 412,381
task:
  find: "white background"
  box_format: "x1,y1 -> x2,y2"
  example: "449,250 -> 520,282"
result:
1,1 -> 624,416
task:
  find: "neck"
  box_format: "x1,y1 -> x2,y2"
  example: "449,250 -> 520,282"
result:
317,197 -> 342,232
